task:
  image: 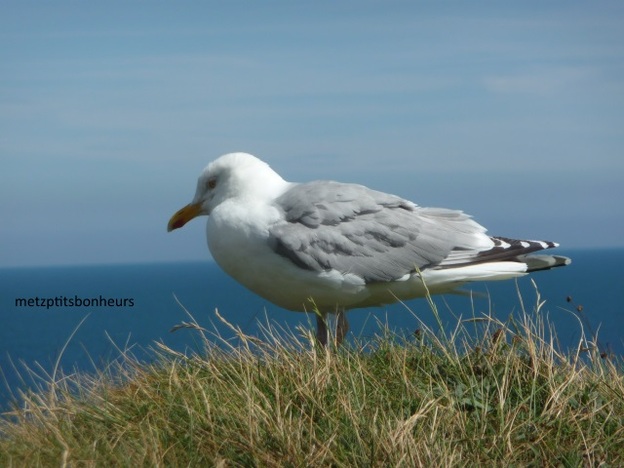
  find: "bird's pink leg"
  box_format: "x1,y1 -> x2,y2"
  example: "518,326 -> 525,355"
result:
336,310 -> 349,346
315,311 -> 349,347
316,313 -> 328,346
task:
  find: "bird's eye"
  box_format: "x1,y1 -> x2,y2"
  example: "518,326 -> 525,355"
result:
207,178 -> 217,190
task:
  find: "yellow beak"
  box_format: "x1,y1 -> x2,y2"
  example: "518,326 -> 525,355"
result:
167,203 -> 203,232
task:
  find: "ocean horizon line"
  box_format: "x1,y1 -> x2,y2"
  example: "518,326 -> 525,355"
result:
1,245 -> 621,271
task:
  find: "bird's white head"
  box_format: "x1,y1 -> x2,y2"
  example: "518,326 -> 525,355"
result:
167,152 -> 288,232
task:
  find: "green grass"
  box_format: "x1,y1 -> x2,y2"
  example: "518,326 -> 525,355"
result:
1,286 -> 623,467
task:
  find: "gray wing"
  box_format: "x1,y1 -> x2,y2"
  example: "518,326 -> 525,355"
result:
268,181 -> 491,283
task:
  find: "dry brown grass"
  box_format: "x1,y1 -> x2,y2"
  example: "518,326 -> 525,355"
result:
1,287 -> 623,467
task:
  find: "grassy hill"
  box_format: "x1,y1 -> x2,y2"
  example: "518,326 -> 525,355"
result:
1,291 -> 623,466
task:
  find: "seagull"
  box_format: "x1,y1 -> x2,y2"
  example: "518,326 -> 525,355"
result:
168,152 -> 570,346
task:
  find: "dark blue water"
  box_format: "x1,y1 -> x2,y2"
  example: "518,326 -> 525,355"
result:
1,248 -> 622,411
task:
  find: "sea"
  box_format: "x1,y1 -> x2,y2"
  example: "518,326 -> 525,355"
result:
1,248 -> 623,412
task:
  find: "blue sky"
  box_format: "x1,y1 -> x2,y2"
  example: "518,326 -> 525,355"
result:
1,1 -> 623,267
